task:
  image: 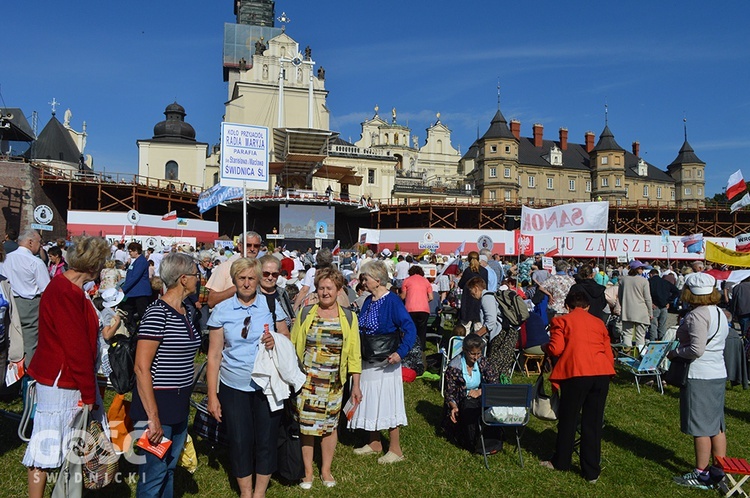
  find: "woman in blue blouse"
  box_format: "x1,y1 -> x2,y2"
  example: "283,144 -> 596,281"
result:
206,258 -> 289,498
349,260 -> 416,464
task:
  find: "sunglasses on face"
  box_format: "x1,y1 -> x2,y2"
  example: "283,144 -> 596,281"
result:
262,271 -> 280,278
246,243 -> 261,249
241,315 -> 251,339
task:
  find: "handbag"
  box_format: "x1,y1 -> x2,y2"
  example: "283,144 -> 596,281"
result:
664,308 -> 721,388
192,396 -> 228,446
82,417 -> 119,490
530,372 -> 559,421
276,395 -> 304,482
52,409 -> 87,498
361,332 -> 400,361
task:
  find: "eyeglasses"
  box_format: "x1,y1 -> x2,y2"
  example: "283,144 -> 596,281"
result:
183,273 -> 201,278
246,243 -> 261,249
241,316 -> 251,339
262,271 -> 280,278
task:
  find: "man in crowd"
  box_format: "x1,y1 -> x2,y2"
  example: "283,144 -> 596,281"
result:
538,260 -> 576,321
619,260 -> 653,348
648,268 -> 679,341
206,231 -> 262,307
3,229 -> 50,366
3,228 -> 18,255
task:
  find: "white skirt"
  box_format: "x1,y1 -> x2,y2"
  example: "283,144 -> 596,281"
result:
348,361 -> 408,431
22,383 -> 82,469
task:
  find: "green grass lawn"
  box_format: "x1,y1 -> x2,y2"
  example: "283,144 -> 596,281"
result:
1,366 -> 748,497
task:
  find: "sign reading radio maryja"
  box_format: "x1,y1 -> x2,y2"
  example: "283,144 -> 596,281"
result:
220,122 -> 269,189
418,231 -> 440,251
32,205 -> 53,231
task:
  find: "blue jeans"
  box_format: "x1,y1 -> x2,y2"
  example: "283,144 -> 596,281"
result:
136,419 -> 189,498
649,307 -> 669,341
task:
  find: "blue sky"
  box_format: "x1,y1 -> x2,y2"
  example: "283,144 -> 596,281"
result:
4,1 -> 750,198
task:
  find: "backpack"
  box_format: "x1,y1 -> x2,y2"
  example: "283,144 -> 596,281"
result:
108,333 -> 137,394
495,289 -> 530,328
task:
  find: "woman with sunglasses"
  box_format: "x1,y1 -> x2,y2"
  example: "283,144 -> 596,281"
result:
259,255 -> 295,329
130,252 -> 202,497
206,258 -> 290,498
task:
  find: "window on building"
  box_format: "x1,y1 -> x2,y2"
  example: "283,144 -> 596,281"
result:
504,167 -> 511,178
671,189 -> 675,200
643,185 -> 649,197
615,177 -> 621,187
625,185 -> 629,198
547,178 -> 553,189
489,167 -> 497,178
368,169 -> 375,184
165,161 -> 179,181
614,156 -> 621,165
685,187 -> 692,195
601,156 -> 608,165
528,175 -> 536,188
586,180 -> 591,192
698,170 -> 703,178
656,186 -> 662,198
505,145 -> 511,153
686,170 -> 691,178
569,180 -> 575,191
213,172 -> 219,185
601,177 -> 609,187
698,188 -> 703,196
489,190 -> 496,201
504,190 -> 511,201
490,145 -> 497,153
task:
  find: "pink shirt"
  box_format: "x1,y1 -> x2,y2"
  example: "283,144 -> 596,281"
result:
401,274 -> 433,313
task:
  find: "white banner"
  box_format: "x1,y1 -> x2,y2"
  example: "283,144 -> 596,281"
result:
106,235 -> 196,252
520,201 -> 609,234
736,233 -> 750,253
220,122 -> 269,188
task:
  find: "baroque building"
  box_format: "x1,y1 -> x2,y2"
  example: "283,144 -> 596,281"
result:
464,103 -> 705,208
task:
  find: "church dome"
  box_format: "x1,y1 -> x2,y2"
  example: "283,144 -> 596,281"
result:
152,101 -> 196,142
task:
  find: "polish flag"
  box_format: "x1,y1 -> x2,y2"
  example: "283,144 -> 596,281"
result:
726,170 -> 746,200
545,247 -> 559,257
162,210 -> 177,221
332,242 -> 340,256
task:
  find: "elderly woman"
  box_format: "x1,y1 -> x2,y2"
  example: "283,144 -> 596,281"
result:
206,258 -> 290,498
24,236 -> 110,498
349,260 -> 416,464
465,276 -> 513,381
131,252 -> 202,497
291,267 -> 362,488
457,251 -> 489,333
120,241 -> 153,324
259,254 -> 295,329
540,291 -> 615,483
442,333 -> 499,453
668,273 -> 729,490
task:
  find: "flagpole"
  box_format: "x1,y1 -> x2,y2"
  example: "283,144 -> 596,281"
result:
242,181 -> 247,258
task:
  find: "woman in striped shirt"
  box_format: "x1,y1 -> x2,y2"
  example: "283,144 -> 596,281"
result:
131,252 -> 202,498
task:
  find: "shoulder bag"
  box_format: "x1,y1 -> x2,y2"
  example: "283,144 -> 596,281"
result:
664,307 -> 721,388
530,371 -> 559,421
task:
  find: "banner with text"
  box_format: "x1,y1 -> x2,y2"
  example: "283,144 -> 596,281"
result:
520,201 -> 609,235
706,240 -> 750,268
735,233 -> 750,253
220,122 -> 269,188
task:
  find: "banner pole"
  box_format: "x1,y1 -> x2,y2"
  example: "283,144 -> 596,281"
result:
243,181 -> 247,258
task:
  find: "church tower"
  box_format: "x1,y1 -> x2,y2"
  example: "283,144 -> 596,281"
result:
234,0 -> 275,26
667,122 -> 705,209
590,124 -> 627,202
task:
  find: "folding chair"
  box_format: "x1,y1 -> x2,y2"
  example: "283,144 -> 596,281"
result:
616,340 -> 673,394
441,336 -> 487,397
479,383 -> 533,468
716,456 -> 750,497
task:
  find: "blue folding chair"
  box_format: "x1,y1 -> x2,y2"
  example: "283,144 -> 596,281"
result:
479,383 -> 533,468
616,340 -> 674,394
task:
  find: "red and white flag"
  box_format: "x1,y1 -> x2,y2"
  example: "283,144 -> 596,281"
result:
727,170 -> 746,200
545,247 -> 559,257
120,225 -> 126,244
735,233 -> 750,253
332,242 -> 340,256
162,210 -> 177,221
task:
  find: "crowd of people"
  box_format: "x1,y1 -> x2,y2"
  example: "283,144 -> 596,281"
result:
0,226 -> 744,495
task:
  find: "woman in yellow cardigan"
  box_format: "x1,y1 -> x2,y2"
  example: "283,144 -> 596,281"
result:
291,267 -> 362,489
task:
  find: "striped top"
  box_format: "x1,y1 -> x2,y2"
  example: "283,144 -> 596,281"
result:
137,299 -> 201,389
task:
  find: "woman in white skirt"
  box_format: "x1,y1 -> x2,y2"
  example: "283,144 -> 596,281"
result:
23,236 -> 111,498
349,260 -> 416,464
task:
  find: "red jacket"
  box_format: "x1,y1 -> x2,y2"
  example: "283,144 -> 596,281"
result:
28,275 -> 100,404
547,307 -> 615,385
